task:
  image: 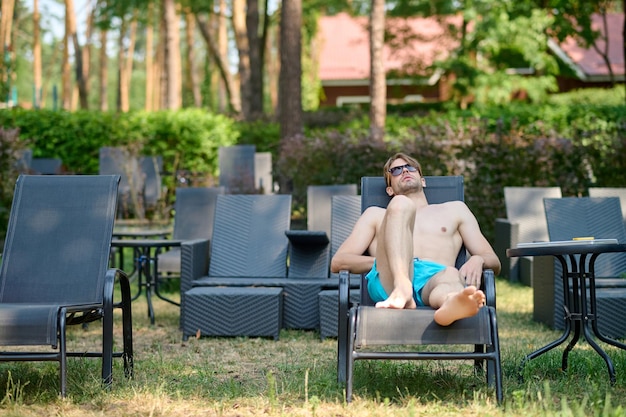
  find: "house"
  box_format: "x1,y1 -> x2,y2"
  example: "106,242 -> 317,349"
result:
548,13 -> 625,91
316,12 -> 624,107
316,13 -> 463,107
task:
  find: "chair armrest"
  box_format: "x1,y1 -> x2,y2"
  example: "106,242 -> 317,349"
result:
482,269 -> 496,309
180,238 -> 211,295
494,218 -> 519,280
285,230 -> 329,247
337,269 -> 351,383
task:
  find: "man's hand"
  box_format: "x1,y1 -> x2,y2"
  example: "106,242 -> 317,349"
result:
458,255 -> 484,288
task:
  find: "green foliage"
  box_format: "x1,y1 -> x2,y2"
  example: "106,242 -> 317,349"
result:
278,91 -> 626,243
1,90 -> 625,246
0,127 -> 31,249
0,108 -> 238,179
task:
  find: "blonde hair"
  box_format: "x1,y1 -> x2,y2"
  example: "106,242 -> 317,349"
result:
383,153 -> 423,186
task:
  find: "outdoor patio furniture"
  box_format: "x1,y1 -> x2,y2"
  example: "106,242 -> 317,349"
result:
589,187 -> 626,225
337,176 -> 502,403
218,145 -> 256,193
0,175 -> 133,397
140,155 -> 164,210
157,186 -> 225,277
30,157 -> 63,174
99,147 -> 144,217
494,186 -> 562,285
307,184 -> 358,237
180,194 -> 292,339
319,195 -> 361,339
535,196 -> 626,337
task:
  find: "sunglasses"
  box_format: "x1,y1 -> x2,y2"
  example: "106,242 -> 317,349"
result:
388,164 -> 418,177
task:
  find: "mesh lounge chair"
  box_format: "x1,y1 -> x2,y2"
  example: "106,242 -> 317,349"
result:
157,187 -> 225,276
494,186 -> 562,285
539,196 -> 626,337
0,175 -> 133,397
337,176 -> 502,403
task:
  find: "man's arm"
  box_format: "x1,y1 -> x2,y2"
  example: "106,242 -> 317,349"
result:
456,202 -> 502,280
330,207 -> 381,274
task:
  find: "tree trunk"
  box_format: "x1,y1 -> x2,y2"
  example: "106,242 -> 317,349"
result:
0,0 -> 15,93
267,23 -> 279,112
247,0 -> 263,118
145,2 -> 154,111
118,11 -> 138,112
162,0 -> 182,109
33,0 -> 42,108
279,0 -> 303,140
590,10 -> 615,87
232,0 -> 251,119
99,25 -> 108,111
184,8 -> 202,107
369,0 -> 386,143
196,13 -> 237,113
116,18 -> 127,111
62,0 -> 74,109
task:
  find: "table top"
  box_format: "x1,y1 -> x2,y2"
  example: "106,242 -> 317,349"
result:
111,239 -> 182,248
112,228 -> 172,238
507,240 -> 626,258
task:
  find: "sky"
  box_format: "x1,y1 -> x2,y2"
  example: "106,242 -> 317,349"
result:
24,0 -> 91,43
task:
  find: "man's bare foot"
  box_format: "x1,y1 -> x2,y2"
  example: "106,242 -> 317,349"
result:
433,286 -> 485,326
375,284 -> 417,309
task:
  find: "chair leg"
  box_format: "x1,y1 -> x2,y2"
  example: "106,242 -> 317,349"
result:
59,312 -> 67,398
346,311 -> 357,403
119,272 -> 134,378
102,302 -> 114,389
337,272 -> 349,384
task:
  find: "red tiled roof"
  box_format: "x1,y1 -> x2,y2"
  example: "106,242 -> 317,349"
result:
317,13 -> 462,82
554,13 -> 624,80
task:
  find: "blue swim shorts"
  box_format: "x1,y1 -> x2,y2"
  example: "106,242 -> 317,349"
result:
365,258 -> 447,306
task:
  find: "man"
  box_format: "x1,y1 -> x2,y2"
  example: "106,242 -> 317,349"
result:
330,153 -> 501,326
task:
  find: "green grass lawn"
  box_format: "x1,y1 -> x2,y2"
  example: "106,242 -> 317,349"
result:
2,278 -> 626,416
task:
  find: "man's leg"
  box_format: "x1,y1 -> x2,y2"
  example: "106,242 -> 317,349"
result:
422,268 -> 485,326
374,195 -> 417,309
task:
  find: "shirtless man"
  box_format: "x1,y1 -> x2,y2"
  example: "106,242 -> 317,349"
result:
330,153 -> 501,326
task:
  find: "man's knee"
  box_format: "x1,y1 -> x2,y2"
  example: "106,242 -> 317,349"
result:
386,195 -> 415,216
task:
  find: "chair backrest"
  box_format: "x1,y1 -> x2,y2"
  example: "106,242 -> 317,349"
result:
208,194 -> 292,278
140,156 -> 163,208
0,175 -> 119,305
330,195 -> 362,259
30,158 -> 63,175
504,186 -> 562,244
589,187 -> 626,226
218,145 -> 256,193
255,152 -> 273,194
359,176 -> 466,305
99,146 -> 143,198
544,196 -> 626,277
172,187 -> 225,240
361,176 -> 464,212
308,184 -> 358,236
